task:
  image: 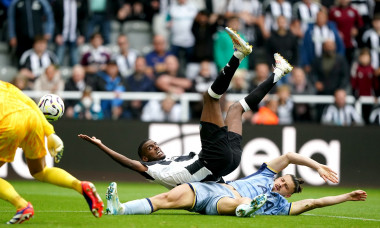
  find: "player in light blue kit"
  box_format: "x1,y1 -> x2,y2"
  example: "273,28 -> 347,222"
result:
105,152 -> 367,217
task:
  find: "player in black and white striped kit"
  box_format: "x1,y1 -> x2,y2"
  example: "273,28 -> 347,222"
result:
79,27 -> 293,189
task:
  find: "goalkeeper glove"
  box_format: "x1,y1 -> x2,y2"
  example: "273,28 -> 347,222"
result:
47,134 -> 64,163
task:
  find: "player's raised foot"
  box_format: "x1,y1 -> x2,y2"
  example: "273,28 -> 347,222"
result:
274,53 -> 293,78
235,194 -> 267,217
7,202 -> 34,224
82,181 -> 104,218
105,182 -> 122,215
225,27 -> 252,56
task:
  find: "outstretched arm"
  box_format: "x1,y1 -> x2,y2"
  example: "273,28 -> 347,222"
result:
290,190 -> 367,215
78,134 -> 147,172
267,152 -> 338,183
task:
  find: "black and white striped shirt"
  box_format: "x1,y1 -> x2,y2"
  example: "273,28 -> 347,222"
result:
19,49 -> 58,77
293,1 -> 321,34
362,28 -> 380,69
321,104 -> 364,126
140,152 -> 218,189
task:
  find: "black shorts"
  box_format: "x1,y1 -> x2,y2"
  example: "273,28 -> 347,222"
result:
198,121 -> 242,177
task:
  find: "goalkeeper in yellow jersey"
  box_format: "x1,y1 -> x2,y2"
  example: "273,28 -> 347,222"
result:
0,81 -> 104,224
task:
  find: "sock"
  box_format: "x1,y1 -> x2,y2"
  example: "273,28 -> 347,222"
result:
234,51 -> 245,62
273,68 -> 283,83
33,167 -> 82,193
243,73 -> 277,111
0,178 -> 28,209
209,55 -> 240,99
120,198 -> 153,215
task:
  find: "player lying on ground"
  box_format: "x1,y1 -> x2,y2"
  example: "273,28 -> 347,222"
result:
0,81 -> 104,224
105,152 -> 366,216
79,27 -> 293,189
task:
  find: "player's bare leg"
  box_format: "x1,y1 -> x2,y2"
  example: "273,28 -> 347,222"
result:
149,184 -> 195,211
27,157 -> 104,218
226,53 -> 293,135
217,196 -> 253,215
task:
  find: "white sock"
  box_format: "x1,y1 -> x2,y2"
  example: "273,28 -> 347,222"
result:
208,87 -> 222,99
239,99 -> 250,112
273,68 -> 283,83
121,198 -> 153,215
233,51 -> 245,62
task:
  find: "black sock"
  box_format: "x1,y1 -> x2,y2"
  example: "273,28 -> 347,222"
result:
244,73 -> 276,110
210,56 -> 240,96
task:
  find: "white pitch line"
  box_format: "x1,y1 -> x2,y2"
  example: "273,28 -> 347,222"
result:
0,210 -> 88,213
304,213 -> 380,222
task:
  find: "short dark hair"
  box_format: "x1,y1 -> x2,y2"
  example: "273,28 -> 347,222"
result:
137,139 -> 150,159
289,174 -> 304,194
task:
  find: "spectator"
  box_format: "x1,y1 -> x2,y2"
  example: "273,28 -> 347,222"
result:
291,0 -> 322,38
351,48 -> 378,123
225,0 -> 264,48
190,60 -> 217,118
300,10 -> 344,73
64,65 -> 93,118
86,0 -> 119,44
11,73 -> 30,91
249,63 -> 271,92
73,86 -> 103,120
289,67 -> 315,122
141,93 -> 183,122
191,10 -> 218,62
251,97 -> 279,125
155,55 -> 192,94
116,0 -> 154,23
19,36 -> 58,88
33,64 -> 64,93
261,0 -> 293,39
167,0 -> 198,74
145,34 -> 172,78
7,0 -> 54,59
266,15 -> 299,67
114,34 -> 140,78
362,14 -> 380,73
321,88 -> 364,126
276,84 -> 294,124
80,33 -> 111,76
97,59 -> 125,120
310,39 -> 350,96
214,17 -> 248,71
350,0 -> 375,27
52,0 -> 88,66
122,56 -> 155,119
229,69 -> 249,94
329,0 -> 364,65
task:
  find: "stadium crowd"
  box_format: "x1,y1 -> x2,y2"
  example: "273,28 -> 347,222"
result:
0,0 -> 380,125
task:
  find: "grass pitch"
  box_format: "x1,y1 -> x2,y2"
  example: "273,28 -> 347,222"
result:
0,181 -> 379,227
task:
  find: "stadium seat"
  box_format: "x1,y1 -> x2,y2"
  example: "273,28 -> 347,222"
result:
0,66 -> 18,82
121,21 -> 152,53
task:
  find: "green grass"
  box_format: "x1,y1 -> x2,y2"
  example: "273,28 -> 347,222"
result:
0,181 -> 379,227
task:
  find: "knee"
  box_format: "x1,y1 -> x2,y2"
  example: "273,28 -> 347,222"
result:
228,102 -> 244,115
31,168 -> 45,181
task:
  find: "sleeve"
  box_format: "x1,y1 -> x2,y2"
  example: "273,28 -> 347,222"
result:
41,0 -> 55,36
261,163 -> 278,177
275,199 -> 292,215
300,26 -> 314,67
7,0 -> 16,39
11,85 -> 55,136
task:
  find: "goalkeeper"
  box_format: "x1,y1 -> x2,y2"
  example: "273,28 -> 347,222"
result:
0,81 -> 104,224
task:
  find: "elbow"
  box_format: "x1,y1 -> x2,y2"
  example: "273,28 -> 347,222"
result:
285,152 -> 296,160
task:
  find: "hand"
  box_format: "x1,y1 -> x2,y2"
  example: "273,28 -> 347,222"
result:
55,34 -> 63,45
78,134 -> 102,146
47,134 -> 64,163
10,37 -> 17,47
317,165 -> 338,183
347,190 -> 367,201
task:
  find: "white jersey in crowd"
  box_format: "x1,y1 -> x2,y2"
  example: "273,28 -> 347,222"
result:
140,152 -> 218,189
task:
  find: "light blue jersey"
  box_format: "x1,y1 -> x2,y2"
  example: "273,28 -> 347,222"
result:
228,163 -> 292,215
